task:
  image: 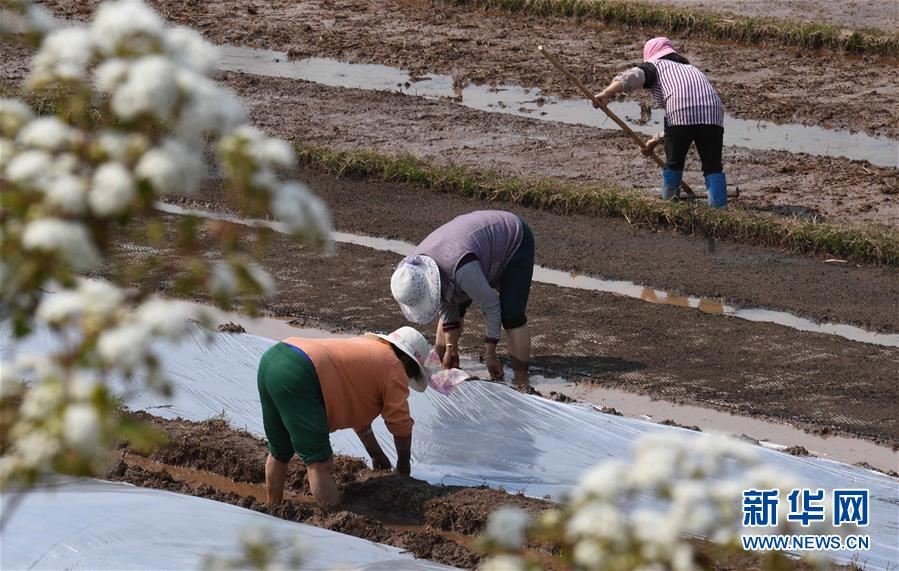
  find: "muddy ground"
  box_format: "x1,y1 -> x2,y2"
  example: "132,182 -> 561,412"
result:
109,412 -> 850,570
633,0 -> 898,31
40,0 -> 899,139
4,19 -> 897,227
111,211 -> 899,446
183,170 -> 899,334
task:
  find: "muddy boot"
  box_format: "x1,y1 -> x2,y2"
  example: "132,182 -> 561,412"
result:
660,169 -> 682,200
705,172 -> 727,208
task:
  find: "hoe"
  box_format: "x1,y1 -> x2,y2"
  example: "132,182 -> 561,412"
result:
538,44 -> 739,202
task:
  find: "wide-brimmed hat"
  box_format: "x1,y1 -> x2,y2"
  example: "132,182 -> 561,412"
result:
364,326 -> 430,392
390,255 -> 441,325
643,36 -> 677,62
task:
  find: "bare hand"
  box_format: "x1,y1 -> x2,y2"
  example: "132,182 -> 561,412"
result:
372,452 -> 392,471
442,345 -> 460,369
485,354 -> 504,380
593,91 -> 611,108
642,135 -> 660,156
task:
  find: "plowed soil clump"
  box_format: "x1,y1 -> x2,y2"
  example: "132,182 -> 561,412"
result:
112,412 -> 553,567
110,412 -> 857,570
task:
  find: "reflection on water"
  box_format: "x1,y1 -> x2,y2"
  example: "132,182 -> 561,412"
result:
218,45 -> 898,168
155,202 -> 899,348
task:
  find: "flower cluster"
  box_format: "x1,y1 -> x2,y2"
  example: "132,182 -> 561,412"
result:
200,525 -> 308,571
479,433 -> 839,571
1,0 -> 332,490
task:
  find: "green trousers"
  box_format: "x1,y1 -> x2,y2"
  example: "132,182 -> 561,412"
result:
257,342 -> 332,465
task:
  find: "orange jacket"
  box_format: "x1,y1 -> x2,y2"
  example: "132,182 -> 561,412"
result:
283,336 -> 413,437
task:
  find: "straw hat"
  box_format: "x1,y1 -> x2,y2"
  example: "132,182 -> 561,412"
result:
390,255 -> 441,325
364,326 -> 430,392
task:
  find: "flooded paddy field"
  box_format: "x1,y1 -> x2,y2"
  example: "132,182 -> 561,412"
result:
6,2 -> 898,568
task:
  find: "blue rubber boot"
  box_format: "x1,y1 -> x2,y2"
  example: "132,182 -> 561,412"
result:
660,169 -> 682,200
705,172 -> 727,208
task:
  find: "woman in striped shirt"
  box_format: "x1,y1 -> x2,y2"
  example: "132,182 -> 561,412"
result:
594,37 -> 728,207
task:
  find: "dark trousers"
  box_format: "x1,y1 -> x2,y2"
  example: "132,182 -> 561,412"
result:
663,124 -> 724,176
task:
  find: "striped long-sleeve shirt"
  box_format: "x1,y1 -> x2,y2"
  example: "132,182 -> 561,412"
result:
614,58 -> 723,128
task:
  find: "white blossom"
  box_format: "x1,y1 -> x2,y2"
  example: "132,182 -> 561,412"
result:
30,26 -> 95,83
5,148 -> 54,187
0,97 -> 35,136
273,181 -> 337,245
91,0 -> 165,56
17,116 -> 81,151
63,403 -> 103,453
20,382 -> 63,420
245,263 -> 275,296
135,139 -> 204,195
70,371 -> 101,400
165,26 -> 218,74
566,501 -> 624,541
22,218 -> 101,270
210,264 -> 238,297
16,430 -> 61,470
572,539 -> 605,568
485,506 -> 530,549
25,3 -> 57,34
111,56 -> 179,121
575,459 -> 627,501
97,322 -> 152,369
44,174 -> 87,214
90,161 -> 135,215
136,298 -> 191,338
176,72 -> 245,138
479,555 -> 525,571
0,365 -> 24,399
94,58 -> 131,93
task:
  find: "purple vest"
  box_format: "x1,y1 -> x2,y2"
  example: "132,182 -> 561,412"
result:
413,210 -> 523,304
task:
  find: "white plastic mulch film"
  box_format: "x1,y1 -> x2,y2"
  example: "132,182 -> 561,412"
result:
4,325 -> 898,569
0,478 -> 456,571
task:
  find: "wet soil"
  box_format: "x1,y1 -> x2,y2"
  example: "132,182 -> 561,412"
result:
110,412 -> 854,570
635,0 -> 898,31
181,170 -> 899,334
113,411 -> 554,568
225,72 -> 897,228
3,32 -> 897,228
112,213 -> 899,446
40,0 -> 899,140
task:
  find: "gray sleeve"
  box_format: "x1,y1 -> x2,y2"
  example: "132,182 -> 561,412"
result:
613,67 -> 645,93
454,262 -> 502,341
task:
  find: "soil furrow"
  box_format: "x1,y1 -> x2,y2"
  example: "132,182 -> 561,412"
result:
109,412 -> 853,570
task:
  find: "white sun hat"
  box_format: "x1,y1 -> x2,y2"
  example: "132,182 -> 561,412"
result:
390,255 -> 441,325
364,326 -> 430,392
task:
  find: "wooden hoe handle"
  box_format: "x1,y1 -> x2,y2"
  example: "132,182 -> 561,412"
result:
537,44 -> 695,197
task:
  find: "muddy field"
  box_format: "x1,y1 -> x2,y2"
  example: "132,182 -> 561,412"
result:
4,14 -> 897,227
41,0 -> 899,139
183,170 -> 899,334
111,210 -> 899,446
109,412 -> 851,569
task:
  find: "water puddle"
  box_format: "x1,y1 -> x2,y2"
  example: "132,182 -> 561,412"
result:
156,202 -> 899,348
218,45 -> 898,168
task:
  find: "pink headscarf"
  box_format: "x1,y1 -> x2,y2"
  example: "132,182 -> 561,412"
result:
643,37 -> 677,62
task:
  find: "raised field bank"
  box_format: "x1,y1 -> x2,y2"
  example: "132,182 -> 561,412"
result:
1,0 -> 897,570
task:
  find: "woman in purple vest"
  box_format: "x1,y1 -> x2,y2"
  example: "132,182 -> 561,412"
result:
594,37 -> 728,208
390,210 -> 535,383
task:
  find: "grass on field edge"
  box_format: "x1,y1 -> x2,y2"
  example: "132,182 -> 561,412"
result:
440,0 -> 899,57
295,145 -> 899,266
